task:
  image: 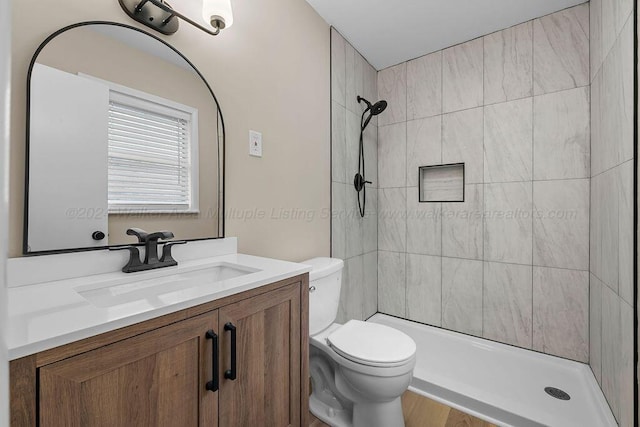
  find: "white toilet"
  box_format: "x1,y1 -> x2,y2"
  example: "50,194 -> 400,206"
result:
304,257 -> 416,427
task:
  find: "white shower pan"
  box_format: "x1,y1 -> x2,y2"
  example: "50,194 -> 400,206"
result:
369,314 -> 616,427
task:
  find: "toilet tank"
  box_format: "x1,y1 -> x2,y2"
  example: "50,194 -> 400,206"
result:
302,257 -> 343,336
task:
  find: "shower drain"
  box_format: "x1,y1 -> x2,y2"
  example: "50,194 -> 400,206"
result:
544,387 -> 571,401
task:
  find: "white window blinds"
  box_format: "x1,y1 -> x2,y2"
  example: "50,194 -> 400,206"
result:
107,92 -> 197,213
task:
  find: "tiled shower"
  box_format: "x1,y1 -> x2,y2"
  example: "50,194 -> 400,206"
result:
331,1 -> 634,425
375,4 -> 591,360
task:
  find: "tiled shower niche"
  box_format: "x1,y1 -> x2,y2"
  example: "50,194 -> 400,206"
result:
418,163 -> 465,202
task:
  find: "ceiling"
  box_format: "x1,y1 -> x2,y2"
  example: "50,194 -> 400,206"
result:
305,0 -> 587,70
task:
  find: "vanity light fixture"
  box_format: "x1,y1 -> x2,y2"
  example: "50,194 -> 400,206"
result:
118,0 -> 233,36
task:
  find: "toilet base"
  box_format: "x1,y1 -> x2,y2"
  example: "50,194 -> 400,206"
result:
310,394 -> 405,427
309,393 -> 351,427
353,398 -> 405,427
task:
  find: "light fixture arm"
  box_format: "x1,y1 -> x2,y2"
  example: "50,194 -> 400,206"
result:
146,0 -> 222,35
118,0 -> 224,36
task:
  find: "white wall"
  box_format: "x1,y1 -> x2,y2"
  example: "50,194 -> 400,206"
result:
0,0 -> 11,423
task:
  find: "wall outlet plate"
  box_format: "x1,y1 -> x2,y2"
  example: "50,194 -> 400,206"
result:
249,130 -> 262,157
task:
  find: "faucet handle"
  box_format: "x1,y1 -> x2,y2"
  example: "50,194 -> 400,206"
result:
126,228 -> 149,243
109,245 -> 143,273
160,240 -> 187,265
147,230 -> 175,241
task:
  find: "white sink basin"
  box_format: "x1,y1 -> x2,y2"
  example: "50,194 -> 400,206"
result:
75,262 -> 260,308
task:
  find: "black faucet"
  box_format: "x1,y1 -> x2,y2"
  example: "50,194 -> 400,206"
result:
110,228 -> 186,273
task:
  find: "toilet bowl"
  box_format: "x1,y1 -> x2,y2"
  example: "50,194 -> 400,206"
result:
303,258 -> 416,427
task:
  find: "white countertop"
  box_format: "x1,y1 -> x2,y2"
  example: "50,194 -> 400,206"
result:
7,253 -> 310,360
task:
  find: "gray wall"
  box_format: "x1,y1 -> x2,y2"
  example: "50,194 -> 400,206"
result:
589,0 -> 635,424
376,3 -> 592,362
331,28 -> 378,322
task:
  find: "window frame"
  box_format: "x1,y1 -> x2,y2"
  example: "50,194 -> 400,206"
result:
79,74 -> 200,214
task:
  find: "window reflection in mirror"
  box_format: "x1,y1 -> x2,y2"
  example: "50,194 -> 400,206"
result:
26,23 -> 223,253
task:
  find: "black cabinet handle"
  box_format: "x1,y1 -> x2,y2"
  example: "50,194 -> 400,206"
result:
205,330 -> 218,392
224,322 -> 237,380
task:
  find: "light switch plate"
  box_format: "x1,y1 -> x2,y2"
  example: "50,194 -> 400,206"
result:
249,130 -> 262,157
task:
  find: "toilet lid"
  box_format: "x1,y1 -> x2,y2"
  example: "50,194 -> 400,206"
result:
327,320 -> 416,367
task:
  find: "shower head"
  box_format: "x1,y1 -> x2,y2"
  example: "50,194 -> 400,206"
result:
370,100 -> 387,116
358,96 -> 388,130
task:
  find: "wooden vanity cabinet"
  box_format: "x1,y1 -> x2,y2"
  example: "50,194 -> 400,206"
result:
10,274 -> 309,427
40,312 -> 219,427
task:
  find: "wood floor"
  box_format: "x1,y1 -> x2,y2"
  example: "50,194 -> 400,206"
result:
309,391 -> 497,427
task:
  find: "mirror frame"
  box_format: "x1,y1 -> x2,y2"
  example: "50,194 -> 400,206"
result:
23,21 -> 225,255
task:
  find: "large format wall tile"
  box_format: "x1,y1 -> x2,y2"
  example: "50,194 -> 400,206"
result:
331,29 -> 346,106
363,188 -> 378,254
364,60 -> 378,110
533,179 -> 589,271
407,116 -> 441,187
442,107 -> 483,184
340,255 -> 364,321
345,43 -> 365,115
378,188 -> 407,252
484,182 -> 533,265
443,38 -> 483,113
590,0 -> 603,79
532,267 -> 588,362
619,300 -> 634,426
407,51 -> 442,120
592,21 -> 634,177
484,98 -> 533,183
378,123 -> 406,188
331,103 -> 346,183
601,285 -> 621,420
484,22 -> 533,104
590,274 -> 603,384
602,0 -> 633,58
590,169 -> 619,292
336,259 -> 349,323
378,62 -> 407,126
590,67 -> 603,175
533,3 -> 589,95
378,251 -> 406,317
599,19 -> 634,174
406,254 -> 442,326
617,161 -> 633,305
596,288 -> 634,425
345,109 -> 360,186
363,251 -> 378,318
345,184 -> 363,259
442,257 -> 483,336
483,262 -> 533,348
442,184 -> 483,260
331,183 -> 346,259
363,121 -> 378,187
406,187 -> 441,256
533,87 -> 590,180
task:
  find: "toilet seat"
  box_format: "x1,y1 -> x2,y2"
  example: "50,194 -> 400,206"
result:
327,320 -> 416,368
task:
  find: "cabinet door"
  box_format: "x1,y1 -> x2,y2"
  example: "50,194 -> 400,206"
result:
219,284 -> 301,427
39,312 -> 219,427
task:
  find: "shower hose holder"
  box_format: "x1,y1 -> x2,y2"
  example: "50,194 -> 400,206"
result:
354,173 -> 371,193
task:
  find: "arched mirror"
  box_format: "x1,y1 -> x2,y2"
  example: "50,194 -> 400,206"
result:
24,22 -> 224,254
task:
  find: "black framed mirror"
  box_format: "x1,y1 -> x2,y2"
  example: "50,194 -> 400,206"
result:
24,21 -> 225,254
